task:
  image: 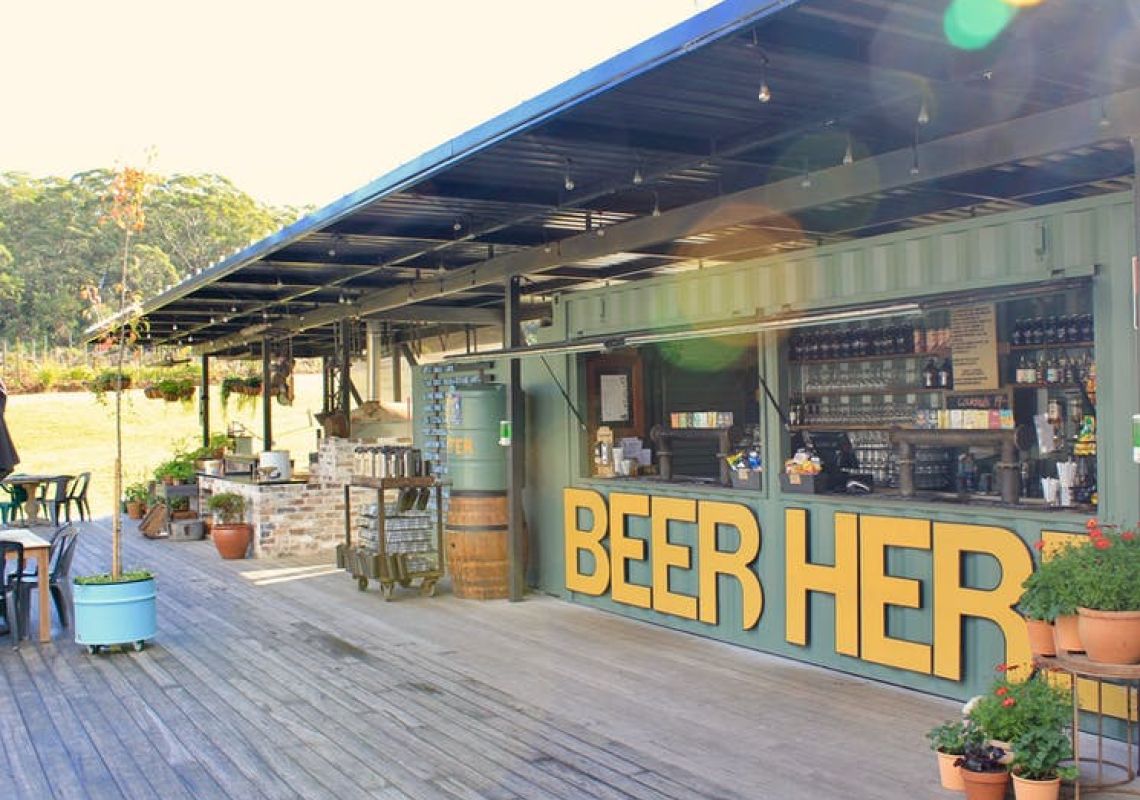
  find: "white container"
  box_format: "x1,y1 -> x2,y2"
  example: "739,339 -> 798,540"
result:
258,450 -> 292,482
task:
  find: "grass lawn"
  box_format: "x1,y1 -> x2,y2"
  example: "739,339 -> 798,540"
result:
6,373 -> 325,516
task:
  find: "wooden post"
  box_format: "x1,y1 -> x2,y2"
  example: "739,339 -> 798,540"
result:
262,336 -> 272,450
339,319 -> 352,438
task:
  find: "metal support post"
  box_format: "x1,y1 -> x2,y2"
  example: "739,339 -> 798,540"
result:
339,318 -> 352,438
505,276 -> 525,601
262,336 -> 272,450
200,355 -> 210,448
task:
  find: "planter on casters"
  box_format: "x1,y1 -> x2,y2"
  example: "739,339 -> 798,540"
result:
74,574 -> 157,654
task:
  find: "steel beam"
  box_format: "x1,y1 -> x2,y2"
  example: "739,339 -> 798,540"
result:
200,355 -> 210,449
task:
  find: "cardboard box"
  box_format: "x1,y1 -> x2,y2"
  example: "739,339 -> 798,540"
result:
731,470 -> 762,490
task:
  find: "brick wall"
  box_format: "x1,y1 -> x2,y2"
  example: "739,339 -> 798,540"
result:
200,439 -> 373,558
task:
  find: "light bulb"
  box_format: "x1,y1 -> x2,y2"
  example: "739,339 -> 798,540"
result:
909,163 -> 920,176
632,168 -> 644,185
758,79 -> 771,104
327,247 -> 336,257
842,140 -> 854,166
209,316 -> 216,324
172,323 -> 178,330
652,196 -> 661,217
564,175 -> 575,192
917,99 -> 930,126
453,220 -> 463,231
596,226 -> 605,237
800,173 -> 812,189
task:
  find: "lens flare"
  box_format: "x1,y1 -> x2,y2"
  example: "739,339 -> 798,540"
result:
657,336 -> 752,373
1002,0 -> 1044,6
944,0 -> 1018,51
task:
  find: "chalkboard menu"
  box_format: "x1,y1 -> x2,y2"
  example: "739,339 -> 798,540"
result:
950,304 -> 999,391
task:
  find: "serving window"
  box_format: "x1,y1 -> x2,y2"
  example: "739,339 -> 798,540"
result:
582,334 -> 760,486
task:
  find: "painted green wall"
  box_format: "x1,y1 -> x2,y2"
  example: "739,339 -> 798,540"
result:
515,191 -> 1139,702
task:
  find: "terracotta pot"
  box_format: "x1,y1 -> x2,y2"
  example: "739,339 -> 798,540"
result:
936,751 -> 966,792
212,522 -> 252,559
1053,614 -> 1084,653
1012,774 -> 1061,800
1078,607 -> 1140,664
960,769 -> 1009,800
1026,619 -> 1057,658
126,501 -> 145,520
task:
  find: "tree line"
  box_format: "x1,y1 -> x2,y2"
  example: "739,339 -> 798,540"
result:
0,170 -> 303,345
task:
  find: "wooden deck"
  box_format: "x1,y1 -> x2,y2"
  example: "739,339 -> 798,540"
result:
0,518 -> 1104,799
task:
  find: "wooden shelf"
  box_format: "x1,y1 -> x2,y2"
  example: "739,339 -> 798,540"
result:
789,349 -> 949,366
1009,340 -> 1093,351
790,424 -> 916,431
1010,382 -> 1083,390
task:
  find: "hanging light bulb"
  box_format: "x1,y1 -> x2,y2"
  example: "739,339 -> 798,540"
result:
230,305 -> 237,313
209,316 -> 216,325
596,225 -> 605,237
632,166 -> 644,185
1099,99 -> 1111,128
800,161 -> 812,189
910,140 -> 921,176
172,322 -> 178,330
564,159 -> 575,192
651,191 -> 661,217
758,74 -> 772,104
453,218 -> 463,232
753,31 -> 771,104
842,134 -> 854,166
917,97 -> 930,126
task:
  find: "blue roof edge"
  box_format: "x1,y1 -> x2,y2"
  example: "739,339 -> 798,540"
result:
140,0 -> 801,317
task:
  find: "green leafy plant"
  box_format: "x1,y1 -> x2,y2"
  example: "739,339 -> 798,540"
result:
186,433 -> 229,461
1019,543 -> 1083,621
220,375 -> 261,410
1011,726 -> 1078,782
89,369 -> 132,400
926,718 -> 973,755
154,456 -> 195,484
1069,522 -> 1140,611
123,481 -> 150,504
156,376 -> 195,403
206,492 -> 246,524
967,666 -> 1068,743
75,569 -> 154,586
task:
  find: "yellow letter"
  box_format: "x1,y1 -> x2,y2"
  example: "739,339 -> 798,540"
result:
860,515 -> 932,674
784,509 -> 859,656
651,496 -> 698,620
610,492 -> 652,609
697,500 -> 762,628
563,488 -> 609,595
932,522 -> 1032,680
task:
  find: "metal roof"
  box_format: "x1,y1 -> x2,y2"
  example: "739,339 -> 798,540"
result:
97,0 -> 1140,358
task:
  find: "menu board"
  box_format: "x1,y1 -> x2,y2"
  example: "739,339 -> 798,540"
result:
950,304 -> 999,390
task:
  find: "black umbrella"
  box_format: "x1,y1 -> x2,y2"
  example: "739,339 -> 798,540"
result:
0,379 -> 20,481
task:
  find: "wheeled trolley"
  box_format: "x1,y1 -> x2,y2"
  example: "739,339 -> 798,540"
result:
338,477 -> 444,600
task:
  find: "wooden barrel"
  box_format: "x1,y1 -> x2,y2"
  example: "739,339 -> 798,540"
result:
445,492 -> 508,599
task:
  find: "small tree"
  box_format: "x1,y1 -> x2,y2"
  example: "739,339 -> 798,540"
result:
88,164 -> 151,578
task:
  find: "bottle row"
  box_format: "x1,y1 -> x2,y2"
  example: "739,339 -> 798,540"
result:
1009,314 -> 1093,347
1012,351 -> 1096,387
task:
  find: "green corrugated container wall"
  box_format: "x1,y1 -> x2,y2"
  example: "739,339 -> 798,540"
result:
446,383 -> 507,492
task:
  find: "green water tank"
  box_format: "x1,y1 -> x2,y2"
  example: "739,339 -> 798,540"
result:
446,383 -> 506,492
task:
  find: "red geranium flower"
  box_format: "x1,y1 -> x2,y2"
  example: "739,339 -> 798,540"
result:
995,663 -> 1008,672
1034,540 -> 1046,551
1087,518 -> 1100,530
996,686 -> 1009,696
1002,697 -> 1016,708
1094,538 -> 1112,550
1123,532 -> 1135,542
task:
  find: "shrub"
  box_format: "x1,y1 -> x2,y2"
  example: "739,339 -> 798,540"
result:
1070,522 -> 1140,611
206,492 -> 246,523
967,666 -> 1068,743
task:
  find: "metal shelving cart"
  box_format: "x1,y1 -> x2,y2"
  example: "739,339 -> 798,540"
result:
339,476 -> 444,600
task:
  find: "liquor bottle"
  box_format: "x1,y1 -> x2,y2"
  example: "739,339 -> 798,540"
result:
1066,315 -> 1079,343
1045,315 -> 1059,344
1011,319 -> 1024,347
1061,355 -> 1074,385
1080,313 -> 1093,342
1016,355 -> 1030,384
1034,354 -> 1046,384
1029,318 -> 1044,345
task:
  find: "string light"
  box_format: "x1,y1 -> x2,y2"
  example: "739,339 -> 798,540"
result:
632,166 -> 644,185
752,30 -> 771,104
917,97 -> 930,126
652,191 -> 661,217
842,134 -> 854,166
563,159 -> 575,192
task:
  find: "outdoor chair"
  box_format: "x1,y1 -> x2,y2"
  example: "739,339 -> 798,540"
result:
40,476 -> 72,526
0,540 -> 26,647
16,523 -> 78,632
0,483 -> 26,525
64,472 -> 91,522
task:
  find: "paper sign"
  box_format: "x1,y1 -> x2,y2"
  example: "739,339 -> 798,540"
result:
600,373 -> 630,423
950,304 -> 999,391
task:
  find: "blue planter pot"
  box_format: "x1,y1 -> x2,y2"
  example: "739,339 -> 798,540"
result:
73,576 -> 157,652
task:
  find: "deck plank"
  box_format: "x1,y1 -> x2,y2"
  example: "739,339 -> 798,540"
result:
1,516 -> 1092,800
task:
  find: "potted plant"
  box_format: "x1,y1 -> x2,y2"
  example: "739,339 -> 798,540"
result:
74,163 -> 157,654
221,375 -> 261,410
1018,545 -> 1081,657
154,455 -> 196,486
89,369 -> 131,400
1010,727 -> 1077,800
207,491 -> 251,559
953,738 -> 1009,800
124,481 -> 149,520
967,667 -> 1068,757
1072,520 -> 1140,664
927,718 -> 972,791
156,376 -> 195,403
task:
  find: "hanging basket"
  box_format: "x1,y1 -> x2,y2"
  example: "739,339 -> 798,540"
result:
143,385 -> 162,399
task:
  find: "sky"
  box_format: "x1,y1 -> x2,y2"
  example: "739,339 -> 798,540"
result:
2,1 -> 719,208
